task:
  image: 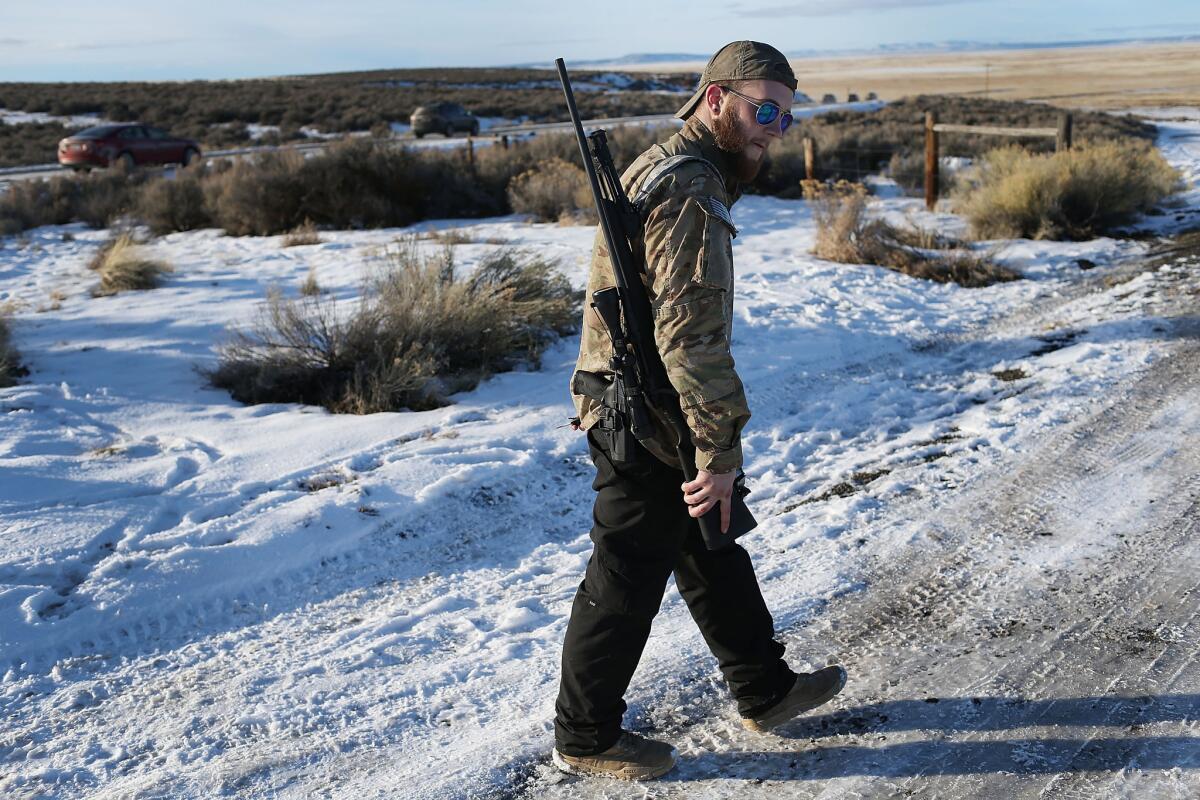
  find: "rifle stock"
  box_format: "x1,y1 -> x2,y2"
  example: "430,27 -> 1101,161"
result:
555,58 -> 758,550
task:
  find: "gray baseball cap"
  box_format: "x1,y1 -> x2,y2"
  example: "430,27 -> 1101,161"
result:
676,40 -> 798,119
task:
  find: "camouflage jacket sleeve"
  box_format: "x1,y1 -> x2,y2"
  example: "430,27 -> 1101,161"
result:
642,171 -> 750,474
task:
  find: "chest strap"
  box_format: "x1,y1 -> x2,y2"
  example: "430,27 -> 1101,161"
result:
630,154 -> 727,219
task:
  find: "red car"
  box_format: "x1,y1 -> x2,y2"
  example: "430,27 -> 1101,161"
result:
57,123 -> 202,171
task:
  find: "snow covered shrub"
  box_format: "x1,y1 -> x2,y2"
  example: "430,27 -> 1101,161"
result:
955,141 -> 1180,240
89,234 -> 172,296
205,240 -> 579,413
506,158 -> 595,223
803,179 -> 1020,287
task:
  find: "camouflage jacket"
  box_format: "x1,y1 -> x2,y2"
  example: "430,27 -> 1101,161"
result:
571,117 -> 750,474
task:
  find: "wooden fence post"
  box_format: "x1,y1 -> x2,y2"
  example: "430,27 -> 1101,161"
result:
1056,112 -> 1073,152
925,111 -> 939,211
500,134 -> 509,150
803,137 -> 815,181
466,136 -> 476,170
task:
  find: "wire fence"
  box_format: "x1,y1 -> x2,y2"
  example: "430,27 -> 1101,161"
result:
809,147 -> 900,179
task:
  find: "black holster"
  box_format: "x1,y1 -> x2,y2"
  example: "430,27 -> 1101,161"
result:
573,370 -> 637,464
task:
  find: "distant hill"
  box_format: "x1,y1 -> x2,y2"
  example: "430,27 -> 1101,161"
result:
539,34 -> 1200,69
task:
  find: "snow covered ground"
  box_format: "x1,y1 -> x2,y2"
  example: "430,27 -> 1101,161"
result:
1,115 -> 1198,799
0,109 -> 110,129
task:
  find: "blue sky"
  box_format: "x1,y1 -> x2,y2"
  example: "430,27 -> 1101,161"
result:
1,0 -> 1197,82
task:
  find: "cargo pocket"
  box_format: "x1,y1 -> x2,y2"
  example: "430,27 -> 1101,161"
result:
695,197 -> 736,291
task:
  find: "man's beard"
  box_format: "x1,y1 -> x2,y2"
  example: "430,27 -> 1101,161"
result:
712,111 -> 766,183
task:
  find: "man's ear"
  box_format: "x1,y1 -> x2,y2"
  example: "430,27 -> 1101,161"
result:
704,83 -> 725,116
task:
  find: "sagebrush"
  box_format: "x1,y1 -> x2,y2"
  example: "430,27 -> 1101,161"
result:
0,68 -> 694,168
954,140 -> 1181,240
759,95 -> 1155,197
205,241 -> 580,413
0,125 -> 672,238
803,180 -> 1020,287
0,169 -> 147,236
0,96 -> 1165,241
506,158 -> 596,223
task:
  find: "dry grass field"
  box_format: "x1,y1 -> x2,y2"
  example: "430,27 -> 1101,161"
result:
623,41 -> 1200,110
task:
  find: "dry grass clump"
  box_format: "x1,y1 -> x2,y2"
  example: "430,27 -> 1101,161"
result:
422,228 -> 475,245
283,219 -> 323,247
89,234 -> 172,296
506,158 -> 596,223
299,268 -> 322,296
39,289 -> 67,312
803,180 -> 1020,287
954,140 -> 1180,240
205,240 -> 579,413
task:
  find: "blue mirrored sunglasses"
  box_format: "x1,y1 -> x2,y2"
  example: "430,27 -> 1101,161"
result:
720,86 -> 794,134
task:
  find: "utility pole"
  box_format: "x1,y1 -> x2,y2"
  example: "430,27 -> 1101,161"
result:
985,63 -> 990,99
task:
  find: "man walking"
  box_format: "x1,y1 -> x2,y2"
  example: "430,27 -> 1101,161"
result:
553,41 -> 847,781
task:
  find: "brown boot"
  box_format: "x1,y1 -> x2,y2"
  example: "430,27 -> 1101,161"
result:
552,731 -> 678,781
742,665 -> 847,733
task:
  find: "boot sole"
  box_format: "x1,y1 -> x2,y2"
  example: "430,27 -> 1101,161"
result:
551,747 -> 678,781
741,666 -> 848,733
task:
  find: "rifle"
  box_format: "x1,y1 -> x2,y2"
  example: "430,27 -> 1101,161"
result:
555,57 -> 757,550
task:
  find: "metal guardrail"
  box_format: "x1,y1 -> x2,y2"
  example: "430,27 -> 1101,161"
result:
0,163 -> 62,177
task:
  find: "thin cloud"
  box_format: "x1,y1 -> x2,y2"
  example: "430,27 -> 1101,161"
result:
0,38 -> 29,47
53,37 -> 191,51
1092,23 -> 1200,34
740,0 -> 987,17
496,37 -> 598,48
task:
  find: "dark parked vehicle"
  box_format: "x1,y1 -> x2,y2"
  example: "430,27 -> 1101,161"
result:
410,103 -> 480,138
57,124 -> 202,171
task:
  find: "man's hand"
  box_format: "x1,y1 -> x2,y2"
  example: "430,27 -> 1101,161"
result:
682,469 -> 737,533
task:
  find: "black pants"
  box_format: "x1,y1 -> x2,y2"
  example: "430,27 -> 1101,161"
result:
554,431 -> 796,756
